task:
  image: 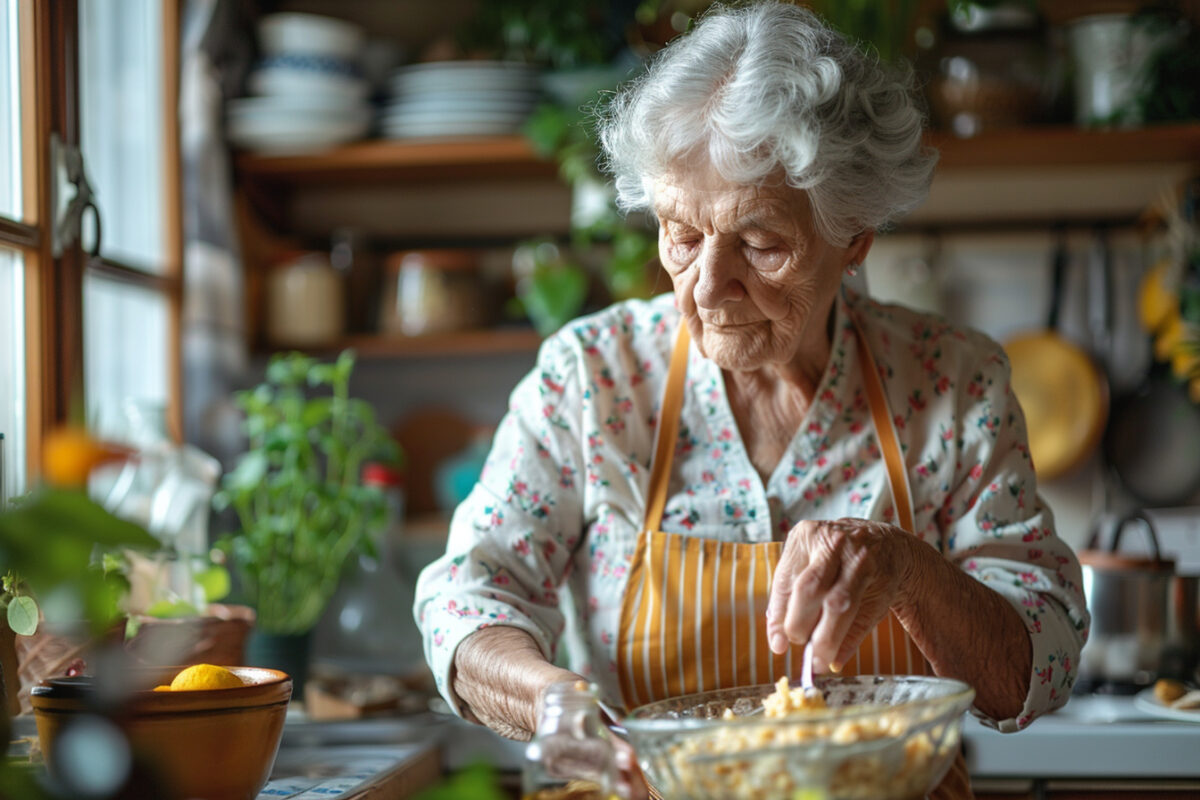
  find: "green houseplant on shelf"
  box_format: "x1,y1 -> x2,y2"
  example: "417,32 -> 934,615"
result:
214,350 -> 398,696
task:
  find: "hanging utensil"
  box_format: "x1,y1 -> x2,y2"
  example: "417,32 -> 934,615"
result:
1004,229 -> 1109,480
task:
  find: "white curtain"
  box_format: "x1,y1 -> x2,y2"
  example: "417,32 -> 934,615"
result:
180,0 -> 255,462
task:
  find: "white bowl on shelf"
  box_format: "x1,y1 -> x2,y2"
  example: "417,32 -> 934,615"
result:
248,57 -> 369,101
227,113 -> 370,155
229,94 -> 368,117
258,12 -> 365,61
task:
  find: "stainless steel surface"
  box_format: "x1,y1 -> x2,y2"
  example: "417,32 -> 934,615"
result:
1078,511 -> 1200,688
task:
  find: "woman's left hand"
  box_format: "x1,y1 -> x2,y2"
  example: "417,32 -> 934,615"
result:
765,518 -> 915,671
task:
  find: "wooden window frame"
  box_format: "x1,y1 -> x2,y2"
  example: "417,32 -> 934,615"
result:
0,0 -> 183,483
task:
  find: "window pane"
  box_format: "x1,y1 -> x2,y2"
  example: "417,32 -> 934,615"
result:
0,247 -> 25,500
0,0 -> 20,221
83,274 -> 169,440
79,0 -> 164,272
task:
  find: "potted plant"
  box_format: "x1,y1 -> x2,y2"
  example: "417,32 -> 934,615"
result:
0,429 -> 160,798
214,350 -> 398,695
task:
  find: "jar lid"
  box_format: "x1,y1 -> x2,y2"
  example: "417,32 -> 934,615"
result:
363,461 -> 405,488
385,249 -> 477,272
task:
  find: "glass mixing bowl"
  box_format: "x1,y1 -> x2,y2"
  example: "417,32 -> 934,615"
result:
622,675 -> 975,800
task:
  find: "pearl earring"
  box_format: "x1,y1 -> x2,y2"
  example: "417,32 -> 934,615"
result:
846,262 -> 860,276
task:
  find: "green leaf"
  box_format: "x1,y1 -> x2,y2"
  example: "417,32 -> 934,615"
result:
194,565 -> 231,603
6,595 -> 38,636
144,599 -> 201,619
521,263 -> 589,337
224,451 -> 268,491
0,488 -> 158,551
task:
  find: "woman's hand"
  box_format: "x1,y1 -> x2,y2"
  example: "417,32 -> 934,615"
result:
765,518 -> 914,672
454,627 -> 580,740
613,736 -> 650,800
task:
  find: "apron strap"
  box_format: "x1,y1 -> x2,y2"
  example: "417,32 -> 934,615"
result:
644,309 -> 914,535
850,317 -> 915,533
644,322 -> 692,534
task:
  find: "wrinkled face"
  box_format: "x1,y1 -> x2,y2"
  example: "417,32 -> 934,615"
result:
654,163 -> 866,372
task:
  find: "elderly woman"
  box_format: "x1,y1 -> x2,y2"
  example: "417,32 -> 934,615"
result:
416,2 -> 1088,797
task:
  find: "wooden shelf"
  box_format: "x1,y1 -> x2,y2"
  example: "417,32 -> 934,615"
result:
235,124 -> 1200,185
277,327 -> 545,359
236,136 -> 558,183
930,123 -> 1200,170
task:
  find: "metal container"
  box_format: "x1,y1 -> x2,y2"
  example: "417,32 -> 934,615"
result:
1078,511 -> 1200,691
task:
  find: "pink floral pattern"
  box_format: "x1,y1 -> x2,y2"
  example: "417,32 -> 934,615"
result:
415,291 -> 1089,732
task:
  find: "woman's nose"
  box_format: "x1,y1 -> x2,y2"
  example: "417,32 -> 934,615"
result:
693,241 -> 746,307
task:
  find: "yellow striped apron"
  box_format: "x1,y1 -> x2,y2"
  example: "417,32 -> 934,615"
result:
616,318 -> 973,799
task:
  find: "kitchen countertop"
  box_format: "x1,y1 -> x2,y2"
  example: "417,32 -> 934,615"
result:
963,694 -> 1200,780
270,693 -> 1200,788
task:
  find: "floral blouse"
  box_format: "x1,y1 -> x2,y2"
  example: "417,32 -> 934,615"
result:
414,289 -> 1090,732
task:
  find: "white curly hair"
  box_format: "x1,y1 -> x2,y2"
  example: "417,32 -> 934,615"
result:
598,1 -> 938,247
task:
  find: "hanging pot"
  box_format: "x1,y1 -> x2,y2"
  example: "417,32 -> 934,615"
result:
1077,511 -> 1200,692
1004,232 -> 1108,480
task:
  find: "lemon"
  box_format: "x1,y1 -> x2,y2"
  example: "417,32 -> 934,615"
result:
1171,346 -> 1200,381
1155,315 -> 1186,362
1138,260 -> 1178,333
168,664 -> 245,691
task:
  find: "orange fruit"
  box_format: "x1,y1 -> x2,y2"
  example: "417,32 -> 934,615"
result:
41,427 -> 133,487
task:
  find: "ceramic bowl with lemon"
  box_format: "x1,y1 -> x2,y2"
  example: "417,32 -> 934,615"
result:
31,664 -> 291,800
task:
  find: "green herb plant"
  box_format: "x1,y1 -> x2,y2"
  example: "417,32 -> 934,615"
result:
0,488 -> 159,799
214,350 -> 398,636
0,490 -> 156,638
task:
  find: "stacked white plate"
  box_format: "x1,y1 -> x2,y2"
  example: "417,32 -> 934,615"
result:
380,61 -> 540,140
229,12 -> 372,155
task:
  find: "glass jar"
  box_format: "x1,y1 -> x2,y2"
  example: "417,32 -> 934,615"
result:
523,681 -> 620,800
265,252 -> 345,346
312,461 -> 423,675
929,6 -> 1047,137
380,249 -> 484,336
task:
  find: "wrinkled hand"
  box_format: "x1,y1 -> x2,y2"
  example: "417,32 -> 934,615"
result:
765,518 -> 914,672
613,737 -> 649,800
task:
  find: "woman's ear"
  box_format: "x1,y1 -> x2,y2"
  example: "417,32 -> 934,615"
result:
846,230 -> 875,269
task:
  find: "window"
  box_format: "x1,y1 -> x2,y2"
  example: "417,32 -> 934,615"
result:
79,0 -> 164,273
78,0 -> 178,441
0,0 -> 19,220
0,0 -> 25,499
0,247 -> 23,502
0,0 -> 181,492
84,274 -> 170,438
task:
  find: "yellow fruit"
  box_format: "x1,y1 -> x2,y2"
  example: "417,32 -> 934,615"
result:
1155,315 -> 1186,362
168,664 -> 245,691
42,427 -> 132,487
1172,347 -> 1200,381
153,685 -> 172,692
1139,260 -> 1179,333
